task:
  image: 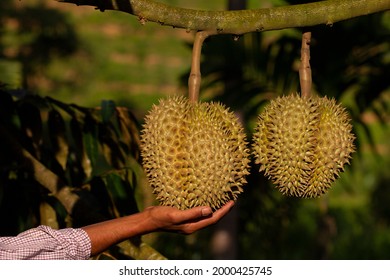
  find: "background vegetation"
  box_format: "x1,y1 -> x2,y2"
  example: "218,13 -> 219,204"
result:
0,0 -> 389,259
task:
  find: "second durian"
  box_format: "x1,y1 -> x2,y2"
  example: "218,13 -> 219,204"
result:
252,94 -> 355,198
140,96 -> 250,210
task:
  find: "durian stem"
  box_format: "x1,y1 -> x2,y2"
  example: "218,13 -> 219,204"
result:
299,31 -> 312,98
188,30 -> 218,103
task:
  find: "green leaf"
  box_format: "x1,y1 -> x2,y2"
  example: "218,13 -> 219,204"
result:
17,99 -> 43,158
46,96 -> 76,118
100,124 -> 126,168
48,109 -> 69,170
101,99 -> 116,124
83,113 -> 100,174
105,172 -> 137,216
95,252 -> 117,260
116,107 -> 141,159
70,117 -> 91,180
89,176 -> 115,218
101,100 -> 121,138
0,88 -> 17,129
107,173 -> 127,199
39,201 -> 59,229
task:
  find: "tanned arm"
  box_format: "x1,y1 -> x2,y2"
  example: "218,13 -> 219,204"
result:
82,201 -> 235,256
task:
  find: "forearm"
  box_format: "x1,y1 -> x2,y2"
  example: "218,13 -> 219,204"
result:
82,202 -> 233,257
82,211 -> 155,256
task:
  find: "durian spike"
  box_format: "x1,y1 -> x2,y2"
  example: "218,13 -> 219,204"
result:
299,31 -> 312,98
188,30 -> 218,103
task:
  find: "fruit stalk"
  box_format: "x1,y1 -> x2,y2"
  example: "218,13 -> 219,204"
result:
299,31 -> 312,98
188,30 -> 217,103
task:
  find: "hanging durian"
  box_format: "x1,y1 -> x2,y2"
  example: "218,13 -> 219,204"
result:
140,96 -> 250,210
252,93 -> 355,198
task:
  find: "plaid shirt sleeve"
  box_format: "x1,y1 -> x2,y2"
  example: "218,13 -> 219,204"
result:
0,225 -> 91,260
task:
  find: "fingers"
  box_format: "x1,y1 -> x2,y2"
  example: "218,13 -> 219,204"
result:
179,201 -> 235,234
201,207 -> 213,217
149,201 -> 235,234
200,200 -> 235,223
167,205 -> 213,224
213,200 -> 235,219
171,200 -> 234,224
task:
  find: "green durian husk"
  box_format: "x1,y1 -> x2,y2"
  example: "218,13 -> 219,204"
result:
141,96 -> 250,210
252,93 -> 355,198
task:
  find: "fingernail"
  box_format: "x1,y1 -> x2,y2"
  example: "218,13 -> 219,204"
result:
201,207 -> 212,216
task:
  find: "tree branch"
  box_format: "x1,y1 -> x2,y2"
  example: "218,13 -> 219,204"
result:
58,0 -> 390,34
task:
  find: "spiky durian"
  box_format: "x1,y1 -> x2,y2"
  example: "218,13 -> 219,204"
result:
252,94 -> 355,198
140,96 -> 250,210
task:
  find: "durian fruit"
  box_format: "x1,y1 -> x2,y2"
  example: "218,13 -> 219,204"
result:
252,93 -> 355,198
140,96 -> 250,210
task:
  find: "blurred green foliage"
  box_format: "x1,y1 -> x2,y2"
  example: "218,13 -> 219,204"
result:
0,0 -> 389,260
0,87 -> 151,259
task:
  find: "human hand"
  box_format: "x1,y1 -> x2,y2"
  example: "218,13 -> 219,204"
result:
144,201 -> 235,234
